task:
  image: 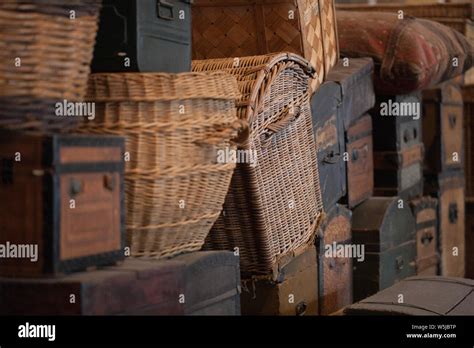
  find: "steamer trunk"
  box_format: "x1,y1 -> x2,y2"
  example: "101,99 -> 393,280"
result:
463,85 -> 474,198
466,202 -> 474,279
424,171 -> 465,277
352,197 -> 417,302
0,259 -> 184,315
174,251 -> 241,315
311,81 -> 346,210
326,57 -> 376,130
344,277 -> 474,316
373,144 -> 424,200
92,0 -> 192,73
422,82 -> 464,175
240,246 -> 318,316
371,94 -> 423,151
0,133 -> 125,277
344,114 -> 374,208
409,197 -> 439,276
316,204 -> 353,315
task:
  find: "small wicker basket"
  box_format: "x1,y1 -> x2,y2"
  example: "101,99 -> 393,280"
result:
81,72 -> 243,259
0,0 -> 101,133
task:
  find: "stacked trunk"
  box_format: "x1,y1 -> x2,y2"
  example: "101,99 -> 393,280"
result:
370,93 -> 424,201
422,81 -> 466,278
351,197 -> 417,302
463,82 -> 474,279
310,57 -> 375,313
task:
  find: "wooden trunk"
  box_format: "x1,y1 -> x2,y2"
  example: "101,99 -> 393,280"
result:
0,133 -> 125,277
344,276 -> 474,316
373,144 -> 424,200
466,202 -> 474,279
371,94 -> 422,151
174,251 -> 241,316
438,171 -> 466,278
92,0 -> 193,73
316,204 -> 353,315
240,246 -> 318,316
463,85 -> 474,199
326,57 -> 375,130
311,81 -> 346,210
409,197 -> 439,276
422,82 -> 464,175
0,259 -> 184,315
344,114 -> 374,208
352,197 -> 417,302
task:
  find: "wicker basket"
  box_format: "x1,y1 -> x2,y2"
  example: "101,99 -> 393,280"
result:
192,0 -> 339,93
0,0 -> 101,132
336,2 -> 473,19
193,53 -> 324,278
81,72 -> 243,259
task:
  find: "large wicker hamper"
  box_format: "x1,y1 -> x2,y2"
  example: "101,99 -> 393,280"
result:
81,72 -> 243,259
193,53 -> 324,278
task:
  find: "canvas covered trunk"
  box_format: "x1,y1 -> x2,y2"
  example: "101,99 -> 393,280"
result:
0,133 -> 125,277
466,202 -> 474,279
192,0 -> 339,92
326,57 -> 375,130
344,276 -> 474,316
311,81 -> 346,210
240,245 -> 318,316
0,259 -> 185,315
316,204 -> 353,315
174,251 -> 241,316
194,53 -> 324,278
344,114 -> 374,208
409,197 -> 439,276
352,197 -> 417,302
92,0 -> 193,73
463,85 -> 474,199
422,81 -> 464,175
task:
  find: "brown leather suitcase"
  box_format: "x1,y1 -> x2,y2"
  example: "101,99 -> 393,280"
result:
463,85 -> 474,199
311,81 -> 346,210
466,202 -> 474,279
344,114 -> 374,208
0,133 -> 125,277
422,82 -> 464,175
352,197 -> 417,302
174,251 -> 241,316
316,204 -> 353,315
326,57 -> 376,130
240,246 -> 318,316
0,259 -> 184,315
409,197 -> 439,276
344,276 -> 474,316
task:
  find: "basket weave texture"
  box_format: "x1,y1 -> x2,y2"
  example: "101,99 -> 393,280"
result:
336,2 -> 473,20
81,72 -> 243,259
0,0 -> 101,133
193,53 -> 324,277
192,0 -> 339,93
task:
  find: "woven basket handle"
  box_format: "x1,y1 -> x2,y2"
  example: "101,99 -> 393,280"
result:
194,119 -> 249,147
261,105 -> 301,147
